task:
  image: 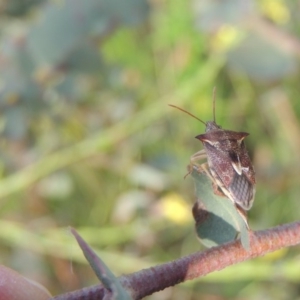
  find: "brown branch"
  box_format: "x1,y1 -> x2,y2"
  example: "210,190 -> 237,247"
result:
51,221 -> 300,300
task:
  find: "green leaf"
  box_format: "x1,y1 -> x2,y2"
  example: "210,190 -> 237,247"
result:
191,168 -> 250,250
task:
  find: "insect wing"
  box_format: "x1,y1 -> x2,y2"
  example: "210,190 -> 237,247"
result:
197,131 -> 255,210
239,141 -> 256,185
208,147 -> 255,210
228,169 -> 255,210
232,141 -> 256,209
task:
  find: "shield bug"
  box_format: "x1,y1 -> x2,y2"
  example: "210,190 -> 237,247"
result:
169,89 -> 256,211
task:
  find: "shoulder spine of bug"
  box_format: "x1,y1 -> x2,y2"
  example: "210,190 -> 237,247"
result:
169,88 -> 256,211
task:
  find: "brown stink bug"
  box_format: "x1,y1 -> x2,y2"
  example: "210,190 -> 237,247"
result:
169,89 -> 256,211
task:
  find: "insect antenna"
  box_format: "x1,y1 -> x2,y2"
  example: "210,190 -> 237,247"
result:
168,104 -> 206,126
212,86 -> 216,123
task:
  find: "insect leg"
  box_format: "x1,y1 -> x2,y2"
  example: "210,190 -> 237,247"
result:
189,151 -> 222,188
189,149 -> 207,172
190,149 -> 207,164
191,150 -> 233,198
185,149 -> 207,178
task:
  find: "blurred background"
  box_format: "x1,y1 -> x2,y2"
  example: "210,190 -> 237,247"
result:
0,0 -> 300,299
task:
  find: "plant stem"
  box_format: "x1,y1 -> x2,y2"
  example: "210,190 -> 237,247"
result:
51,221 -> 300,300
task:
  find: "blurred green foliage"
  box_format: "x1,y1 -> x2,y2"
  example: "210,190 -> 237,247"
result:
0,0 -> 300,299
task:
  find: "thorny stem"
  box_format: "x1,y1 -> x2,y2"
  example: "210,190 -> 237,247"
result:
52,221 -> 300,300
